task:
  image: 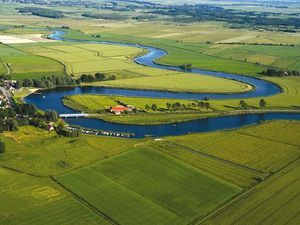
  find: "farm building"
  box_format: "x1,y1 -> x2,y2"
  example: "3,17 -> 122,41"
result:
109,105 -> 129,115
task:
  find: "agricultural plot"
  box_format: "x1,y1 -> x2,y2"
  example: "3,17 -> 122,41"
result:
18,43 -> 144,76
166,121 -> 300,173
151,141 -> 265,188
56,147 -> 240,225
0,168 -> 107,225
0,43 -> 64,79
203,44 -> 300,70
202,159 -> 300,225
0,126 -> 141,176
100,73 -> 253,93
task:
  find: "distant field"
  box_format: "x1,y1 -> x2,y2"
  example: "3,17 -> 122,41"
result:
100,73 -> 253,93
166,121 -> 300,173
18,43 -> 144,76
56,147 -> 240,225
0,126 -> 141,176
0,43 -> 64,79
0,168 -> 107,225
202,159 -> 300,225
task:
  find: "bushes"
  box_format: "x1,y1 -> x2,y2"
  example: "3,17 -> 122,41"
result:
262,69 -> 300,77
21,75 -> 76,88
76,73 -> 116,83
17,7 -> 64,18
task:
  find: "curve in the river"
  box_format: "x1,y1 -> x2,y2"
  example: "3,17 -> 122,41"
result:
24,30 -> 300,138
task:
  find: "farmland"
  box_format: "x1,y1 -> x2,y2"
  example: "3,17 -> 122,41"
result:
166,121 -> 300,173
0,43 -> 64,79
56,147 -> 240,225
0,168 -> 108,225
0,126 -> 141,176
0,1 -> 300,224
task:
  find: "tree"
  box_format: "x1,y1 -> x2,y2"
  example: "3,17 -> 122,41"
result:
45,110 -> 59,122
145,104 -> 151,111
95,73 -> 105,81
205,102 -> 210,110
239,100 -> 247,109
259,99 -> 266,108
151,104 -> 157,111
0,140 -> 4,154
6,118 -> 18,131
166,103 -> 171,110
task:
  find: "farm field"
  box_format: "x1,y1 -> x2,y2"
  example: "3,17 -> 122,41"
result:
0,43 -> 64,79
56,147 -> 240,225
0,126 -> 141,176
202,159 -> 300,225
166,121 -> 300,173
99,73 -> 253,93
0,168 -> 108,225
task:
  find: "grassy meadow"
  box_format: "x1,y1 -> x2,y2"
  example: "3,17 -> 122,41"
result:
0,126 -> 142,176
0,168 -> 108,225
166,120 -> 300,173
0,43 -> 65,79
56,147 -> 240,225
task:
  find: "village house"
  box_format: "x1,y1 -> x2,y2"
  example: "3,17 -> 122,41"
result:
109,105 -> 130,115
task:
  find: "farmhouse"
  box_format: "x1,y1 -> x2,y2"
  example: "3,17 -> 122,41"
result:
109,105 -> 129,115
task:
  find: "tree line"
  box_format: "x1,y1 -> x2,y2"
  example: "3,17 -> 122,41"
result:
17,7 -> 64,18
261,69 -> 300,77
145,101 -> 210,112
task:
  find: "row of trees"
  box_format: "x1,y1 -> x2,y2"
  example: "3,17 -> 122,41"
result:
145,101 -> 210,111
77,73 -> 116,83
261,69 -> 300,77
21,76 -> 76,88
18,7 -> 64,18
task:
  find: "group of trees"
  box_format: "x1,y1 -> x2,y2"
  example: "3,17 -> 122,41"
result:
82,13 -> 127,20
145,101 -> 210,112
238,99 -> 266,109
262,69 -> 300,77
76,73 -> 116,83
21,76 -> 76,88
150,4 -> 300,28
17,7 -> 64,18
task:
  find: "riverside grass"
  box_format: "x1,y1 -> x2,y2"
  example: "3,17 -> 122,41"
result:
0,126 -> 142,176
56,147 -> 240,225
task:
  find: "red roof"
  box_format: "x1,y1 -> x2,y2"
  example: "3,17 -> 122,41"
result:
110,106 -> 128,112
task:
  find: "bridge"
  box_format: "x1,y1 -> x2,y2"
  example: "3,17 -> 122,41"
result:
59,113 -> 90,118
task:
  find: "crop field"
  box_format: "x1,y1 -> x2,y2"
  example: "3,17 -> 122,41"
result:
100,73 -> 253,93
166,121 -> 300,173
17,43 -> 144,76
0,43 -> 64,79
56,147 -> 240,225
151,141 -> 265,188
0,168 -> 107,225
202,159 -> 300,225
0,126 -> 141,176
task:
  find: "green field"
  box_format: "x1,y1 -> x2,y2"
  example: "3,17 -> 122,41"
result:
99,73 -> 253,93
0,43 -> 65,79
166,121 -> 300,173
0,168 -> 108,225
0,126 -> 141,176
202,159 -> 300,225
56,147 -> 240,225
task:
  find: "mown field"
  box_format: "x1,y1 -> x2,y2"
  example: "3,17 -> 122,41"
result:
99,73 -> 252,93
0,126 -> 141,176
0,168 -> 108,225
0,43 -> 65,79
166,120 -> 300,174
202,159 -> 300,225
56,147 -> 240,225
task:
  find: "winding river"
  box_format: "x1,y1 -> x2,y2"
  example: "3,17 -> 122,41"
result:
25,30 -> 300,138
